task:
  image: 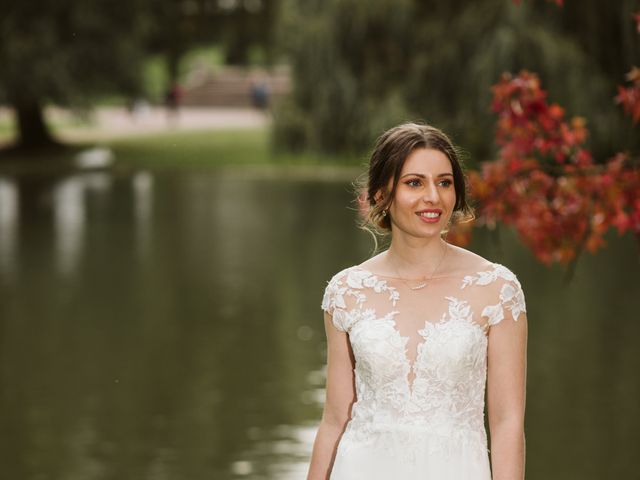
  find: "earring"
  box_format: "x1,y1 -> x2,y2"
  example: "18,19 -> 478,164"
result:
382,209 -> 388,217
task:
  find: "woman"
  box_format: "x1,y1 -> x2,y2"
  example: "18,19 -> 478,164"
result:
307,123 -> 528,480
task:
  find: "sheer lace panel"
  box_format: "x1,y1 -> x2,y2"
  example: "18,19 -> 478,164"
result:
322,263 -> 525,392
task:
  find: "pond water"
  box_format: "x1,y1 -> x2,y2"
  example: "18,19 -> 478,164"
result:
0,168 -> 638,479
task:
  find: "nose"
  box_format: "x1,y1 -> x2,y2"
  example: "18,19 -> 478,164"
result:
422,178 -> 440,204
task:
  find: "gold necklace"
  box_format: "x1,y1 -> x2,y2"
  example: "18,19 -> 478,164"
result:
389,242 -> 448,290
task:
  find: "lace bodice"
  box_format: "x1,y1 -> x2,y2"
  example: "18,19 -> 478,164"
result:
320,262 -> 527,464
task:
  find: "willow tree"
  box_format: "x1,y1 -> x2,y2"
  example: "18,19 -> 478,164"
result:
274,0 -> 638,161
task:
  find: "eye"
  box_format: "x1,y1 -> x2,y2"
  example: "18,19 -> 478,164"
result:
405,179 -> 421,187
439,179 -> 453,187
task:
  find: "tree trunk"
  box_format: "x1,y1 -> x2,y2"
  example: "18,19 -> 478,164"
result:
12,99 -> 57,149
167,49 -> 181,86
225,36 -> 250,66
225,12 -> 251,66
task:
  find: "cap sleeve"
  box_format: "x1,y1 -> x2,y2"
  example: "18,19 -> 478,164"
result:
321,269 -> 350,333
481,264 -> 527,327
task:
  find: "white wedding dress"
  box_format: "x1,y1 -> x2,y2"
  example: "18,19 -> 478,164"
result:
320,261 -> 527,480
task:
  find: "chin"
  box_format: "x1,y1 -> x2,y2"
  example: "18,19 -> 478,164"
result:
408,228 -> 443,239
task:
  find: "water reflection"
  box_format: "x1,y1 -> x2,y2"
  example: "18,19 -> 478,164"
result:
0,168 -> 638,479
52,177 -> 86,277
0,176 -> 18,279
229,424 -> 318,479
132,171 -> 154,259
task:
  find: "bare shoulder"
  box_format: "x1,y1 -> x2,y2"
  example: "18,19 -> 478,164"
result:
356,251 -> 391,275
444,243 -> 494,276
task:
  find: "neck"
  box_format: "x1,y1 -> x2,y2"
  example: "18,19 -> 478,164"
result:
386,235 -> 448,276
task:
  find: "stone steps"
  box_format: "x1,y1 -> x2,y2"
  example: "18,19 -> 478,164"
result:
182,67 -> 291,107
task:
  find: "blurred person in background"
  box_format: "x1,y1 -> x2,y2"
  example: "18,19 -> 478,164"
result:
164,82 -> 183,125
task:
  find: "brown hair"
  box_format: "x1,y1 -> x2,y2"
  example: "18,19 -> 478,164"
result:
356,122 -> 475,243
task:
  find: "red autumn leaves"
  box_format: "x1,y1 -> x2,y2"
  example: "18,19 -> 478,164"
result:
357,70 -> 639,266
616,67 -> 640,124
459,71 -> 640,265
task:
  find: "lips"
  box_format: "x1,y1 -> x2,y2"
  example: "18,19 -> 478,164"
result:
416,209 -> 442,222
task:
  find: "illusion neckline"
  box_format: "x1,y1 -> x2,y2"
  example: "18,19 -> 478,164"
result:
351,262 -> 497,282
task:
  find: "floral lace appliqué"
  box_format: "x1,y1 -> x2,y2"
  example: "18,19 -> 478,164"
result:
320,262 -> 526,467
461,263 -> 527,326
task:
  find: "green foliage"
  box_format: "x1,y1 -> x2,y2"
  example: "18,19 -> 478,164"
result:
0,0 -> 149,107
180,46 -> 226,73
141,55 -> 171,104
0,0 -> 280,148
0,0 -> 278,106
146,0 -> 279,72
275,0 -> 639,160
274,0 -> 415,154
95,46 -> 226,106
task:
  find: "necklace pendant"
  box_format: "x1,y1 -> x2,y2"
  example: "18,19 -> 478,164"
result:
410,282 -> 427,290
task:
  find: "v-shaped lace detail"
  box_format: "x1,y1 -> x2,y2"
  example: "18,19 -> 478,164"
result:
383,296 -> 487,396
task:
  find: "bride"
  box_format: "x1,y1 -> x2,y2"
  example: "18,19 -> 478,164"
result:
307,123 -> 528,480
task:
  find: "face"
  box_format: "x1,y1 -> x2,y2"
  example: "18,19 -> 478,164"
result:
382,148 -> 456,238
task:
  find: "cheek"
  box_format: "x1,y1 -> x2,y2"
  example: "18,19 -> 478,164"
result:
446,188 -> 457,208
391,190 -> 413,207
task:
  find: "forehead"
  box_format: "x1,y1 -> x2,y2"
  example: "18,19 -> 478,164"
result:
400,148 -> 452,175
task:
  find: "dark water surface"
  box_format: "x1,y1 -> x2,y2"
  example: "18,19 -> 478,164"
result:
0,168 -> 638,479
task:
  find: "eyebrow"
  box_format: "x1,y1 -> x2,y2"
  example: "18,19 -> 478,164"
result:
400,173 -> 454,178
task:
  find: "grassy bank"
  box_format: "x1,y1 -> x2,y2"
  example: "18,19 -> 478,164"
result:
110,128 -> 364,168
0,127 -> 366,175
0,116 -> 15,142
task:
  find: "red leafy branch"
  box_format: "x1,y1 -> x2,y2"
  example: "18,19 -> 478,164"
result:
452,71 -> 640,266
616,66 -> 640,124
450,2 -> 640,266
